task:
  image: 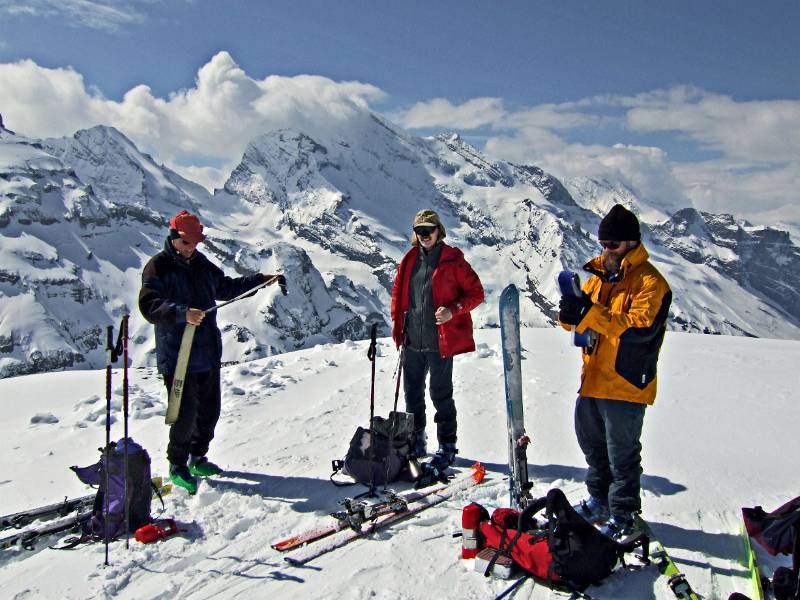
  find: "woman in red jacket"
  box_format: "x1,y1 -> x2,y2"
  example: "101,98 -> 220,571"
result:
391,209 -> 484,471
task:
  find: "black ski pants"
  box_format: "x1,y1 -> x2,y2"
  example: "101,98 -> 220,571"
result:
403,347 -> 457,445
574,395 -> 646,520
163,368 -> 221,466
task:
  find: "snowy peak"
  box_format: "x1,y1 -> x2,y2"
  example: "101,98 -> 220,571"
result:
2,110 -> 800,378
651,208 -> 800,322
42,125 -> 208,226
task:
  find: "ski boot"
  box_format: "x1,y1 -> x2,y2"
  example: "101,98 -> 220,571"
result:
428,442 -> 457,472
573,496 -> 610,524
599,514 -> 637,540
413,432 -> 428,458
169,463 -> 198,495
188,455 -> 223,477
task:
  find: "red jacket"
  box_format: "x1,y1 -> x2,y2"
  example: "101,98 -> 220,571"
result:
391,243 -> 484,358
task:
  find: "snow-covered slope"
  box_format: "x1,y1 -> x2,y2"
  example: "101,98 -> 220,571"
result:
0,329 -> 796,599
1,111 -> 799,378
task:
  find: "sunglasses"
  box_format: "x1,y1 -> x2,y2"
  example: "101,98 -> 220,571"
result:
599,240 -> 622,250
414,226 -> 436,237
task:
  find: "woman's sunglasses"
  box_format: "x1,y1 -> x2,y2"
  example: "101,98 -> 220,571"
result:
414,226 -> 436,237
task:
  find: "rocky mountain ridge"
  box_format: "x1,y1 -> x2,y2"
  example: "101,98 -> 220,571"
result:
1,112 -> 798,377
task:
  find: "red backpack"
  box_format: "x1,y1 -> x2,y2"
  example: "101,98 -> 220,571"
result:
469,488 -> 649,593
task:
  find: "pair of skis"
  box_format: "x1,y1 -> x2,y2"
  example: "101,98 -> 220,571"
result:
1,478 -> 172,551
272,463 -> 486,565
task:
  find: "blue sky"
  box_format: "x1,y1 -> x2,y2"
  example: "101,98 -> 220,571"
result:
0,0 -> 798,228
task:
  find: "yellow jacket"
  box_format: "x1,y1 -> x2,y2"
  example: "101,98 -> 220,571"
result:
565,243 -> 672,405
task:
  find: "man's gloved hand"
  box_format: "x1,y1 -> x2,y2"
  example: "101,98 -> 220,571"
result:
558,292 -> 593,326
277,274 -> 287,296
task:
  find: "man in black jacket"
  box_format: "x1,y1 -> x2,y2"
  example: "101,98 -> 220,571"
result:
139,210 -> 283,494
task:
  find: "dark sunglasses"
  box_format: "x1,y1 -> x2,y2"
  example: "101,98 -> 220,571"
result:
414,226 -> 436,237
599,240 -> 621,250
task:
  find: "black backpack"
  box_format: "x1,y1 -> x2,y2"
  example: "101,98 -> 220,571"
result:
332,411 -> 417,487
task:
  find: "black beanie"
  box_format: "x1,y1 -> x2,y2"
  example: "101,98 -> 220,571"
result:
598,204 -> 640,241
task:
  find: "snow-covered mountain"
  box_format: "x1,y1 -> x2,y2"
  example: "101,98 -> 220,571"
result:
1,111 -> 799,377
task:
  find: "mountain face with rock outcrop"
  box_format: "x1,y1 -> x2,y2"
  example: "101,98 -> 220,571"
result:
1,110 -> 798,377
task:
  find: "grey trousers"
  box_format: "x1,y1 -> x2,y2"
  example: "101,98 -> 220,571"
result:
574,395 -> 646,519
403,347 -> 457,444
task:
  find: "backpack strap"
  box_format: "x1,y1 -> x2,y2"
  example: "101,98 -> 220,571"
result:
330,460 -> 358,487
151,480 -> 167,518
483,498 -> 548,578
615,530 -> 650,567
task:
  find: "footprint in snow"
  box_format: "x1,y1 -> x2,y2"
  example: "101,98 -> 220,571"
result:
30,412 -> 59,424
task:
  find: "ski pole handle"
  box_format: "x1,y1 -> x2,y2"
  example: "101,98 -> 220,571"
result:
367,323 -> 377,361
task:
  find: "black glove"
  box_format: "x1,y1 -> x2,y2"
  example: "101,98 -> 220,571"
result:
558,292 -> 593,326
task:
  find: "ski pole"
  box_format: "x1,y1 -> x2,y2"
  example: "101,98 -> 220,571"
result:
203,274 -> 285,314
104,324 -> 113,566
121,315 -> 130,550
384,314 -> 408,487
494,575 -> 529,600
366,323 -> 378,498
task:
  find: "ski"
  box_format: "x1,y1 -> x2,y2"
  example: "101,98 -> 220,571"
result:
499,285 -> 532,509
0,510 -> 92,551
741,522 -> 768,600
272,478 -> 456,552
1,495 -> 95,531
633,515 -> 700,600
556,271 -> 597,349
283,463 -> 486,566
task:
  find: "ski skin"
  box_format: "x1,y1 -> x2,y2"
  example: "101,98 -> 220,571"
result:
271,479 -> 454,552
633,515 -> 700,600
282,463 -> 486,566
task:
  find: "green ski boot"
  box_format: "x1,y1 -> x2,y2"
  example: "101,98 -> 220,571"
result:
169,463 -> 198,495
188,456 -> 223,477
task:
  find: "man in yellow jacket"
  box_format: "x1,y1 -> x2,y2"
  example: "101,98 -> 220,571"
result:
558,204 -> 672,538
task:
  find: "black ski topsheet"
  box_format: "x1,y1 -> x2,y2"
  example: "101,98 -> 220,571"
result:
1,511 -> 92,551
1,494 -> 95,531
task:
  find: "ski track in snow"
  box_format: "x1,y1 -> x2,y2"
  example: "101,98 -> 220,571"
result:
0,328 -> 797,599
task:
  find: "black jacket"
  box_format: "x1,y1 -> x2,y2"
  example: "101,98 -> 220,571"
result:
139,239 -> 264,375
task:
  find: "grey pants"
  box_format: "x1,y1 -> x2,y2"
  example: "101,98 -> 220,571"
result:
574,395 -> 646,519
403,347 -> 456,444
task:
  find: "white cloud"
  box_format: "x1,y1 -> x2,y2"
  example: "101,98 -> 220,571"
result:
0,0 -> 147,31
0,52 -> 387,188
478,87 -> 800,227
391,97 -> 506,129
624,86 -> 800,164
0,54 -> 797,229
